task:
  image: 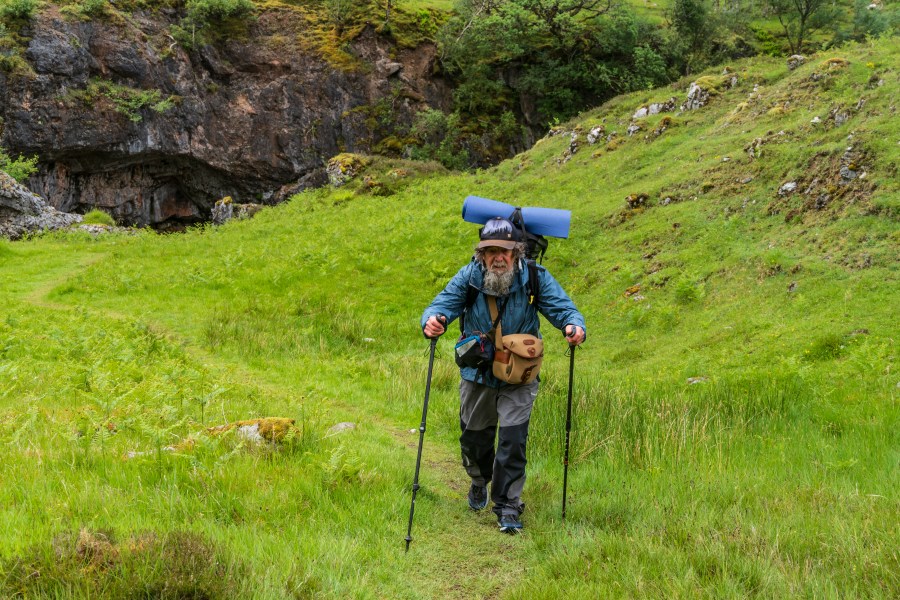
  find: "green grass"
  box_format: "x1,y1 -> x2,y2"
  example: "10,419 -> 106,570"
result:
81,208 -> 117,226
0,37 -> 898,598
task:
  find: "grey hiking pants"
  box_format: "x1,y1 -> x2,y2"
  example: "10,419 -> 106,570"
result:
459,378 -> 538,517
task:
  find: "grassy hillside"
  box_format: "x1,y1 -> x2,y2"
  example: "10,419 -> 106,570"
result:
0,37 -> 897,598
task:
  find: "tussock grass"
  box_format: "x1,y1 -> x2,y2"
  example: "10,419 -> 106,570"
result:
81,208 -> 116,226
4,528 -> 245,598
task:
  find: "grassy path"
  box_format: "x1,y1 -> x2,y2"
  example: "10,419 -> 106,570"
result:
6,242 -> 530,598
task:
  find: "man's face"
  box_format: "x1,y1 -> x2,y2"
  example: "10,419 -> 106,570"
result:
484,247 -> 514,274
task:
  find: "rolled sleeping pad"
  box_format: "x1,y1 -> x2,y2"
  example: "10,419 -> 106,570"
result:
519,206 -> 571,239
462,195 -> 571,239
461,196 -> 514,224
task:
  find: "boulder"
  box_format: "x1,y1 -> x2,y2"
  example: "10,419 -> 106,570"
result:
207,417 -> 297,443
682,82 -> 710,111
787,55 -> 806,70
681,75 -> 738,111
327,422 -> 357,435
625,193 -> 648,209
376,59 -> 403,77
586,125 -> 605,144
632,97 -> 676,120
326,153 -> 369,187
210,196 -> 234,225
778,181 -> 798,195
0,171 -> 81,239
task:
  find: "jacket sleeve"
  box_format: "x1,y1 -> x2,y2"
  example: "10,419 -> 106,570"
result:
535,267 -> 586,337
420,263 -> 472,331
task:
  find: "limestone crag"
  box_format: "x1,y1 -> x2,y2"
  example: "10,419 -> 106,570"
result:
1,8 -> 450,228
0,170 -> 81,239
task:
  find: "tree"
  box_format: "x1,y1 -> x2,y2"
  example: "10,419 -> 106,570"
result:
666,0 -> 751,75
669,0 -> 710,74
764,0 -> 840,54
439,1 -> 666,128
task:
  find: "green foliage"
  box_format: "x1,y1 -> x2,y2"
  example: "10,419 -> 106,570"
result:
0,0 -> 37,20
186,0 -> 255,23
407,107 -> 472,170
0,25 -> 33,76
804,332 -> 847,361
60,0 -> 111,18
834,0 -> 900,44
322,443 -> 374,488
440,2 -> 671,128
673,276 -> 704,304
69,79 -> 177,123
324,0 -> 353,28
172,0 -> 256,49
0,147 -> 37,182
82,209 -> 116,226
666,0 -> 753,75
763,0 -> 844,54
3,529 -> 246,598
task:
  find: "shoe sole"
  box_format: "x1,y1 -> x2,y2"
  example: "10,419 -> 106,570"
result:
468,488 -> 488,511
499,525 -> 522,534
498,520 -> 523,534
468,496 -> 488,511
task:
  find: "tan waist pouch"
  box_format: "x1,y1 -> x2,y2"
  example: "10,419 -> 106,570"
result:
488,296 -> 544,385
493,333 -> 544,385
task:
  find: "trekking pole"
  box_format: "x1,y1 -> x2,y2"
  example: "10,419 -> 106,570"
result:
562,343 -> 575,521
405,336 -> 438,552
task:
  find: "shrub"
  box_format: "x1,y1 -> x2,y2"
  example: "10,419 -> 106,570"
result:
78,0 -> 109,18
71,80 -> 177,123
186,0 -> 255,24
0,148 -> 37,182
804,333 -> 846,361
407,108 -> 471,171
674,278 -> 702,304
173,0 -> 255,49
324,0 -> 353,28
0,0 -> 37,21
82,209 -> 116,227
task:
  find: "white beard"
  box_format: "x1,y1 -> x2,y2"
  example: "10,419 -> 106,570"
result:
483,268 -> 515,296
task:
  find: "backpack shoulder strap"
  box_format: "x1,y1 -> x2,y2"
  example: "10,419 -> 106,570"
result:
460,284 -> 480,334
526,260 -> 542,307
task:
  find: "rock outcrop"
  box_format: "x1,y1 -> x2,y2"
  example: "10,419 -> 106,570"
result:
0,8 -> 450,228
0,170 -> 81,239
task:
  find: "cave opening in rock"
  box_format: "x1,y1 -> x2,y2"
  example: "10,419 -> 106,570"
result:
28,154 -> 270,231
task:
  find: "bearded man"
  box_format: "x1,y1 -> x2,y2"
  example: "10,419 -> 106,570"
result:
421,217 -> 586,533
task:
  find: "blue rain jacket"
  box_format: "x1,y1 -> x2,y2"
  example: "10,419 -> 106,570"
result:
421,259 -> 586,387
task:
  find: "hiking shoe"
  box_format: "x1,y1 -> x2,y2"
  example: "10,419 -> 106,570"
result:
467,484 -> 488,511
498,513 -> 523,534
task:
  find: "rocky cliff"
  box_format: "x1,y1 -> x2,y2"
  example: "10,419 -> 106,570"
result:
0,7 -> 450,228
0,169 -> 81,239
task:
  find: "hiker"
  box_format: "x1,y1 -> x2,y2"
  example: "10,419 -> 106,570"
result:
421,217 -> 585,533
